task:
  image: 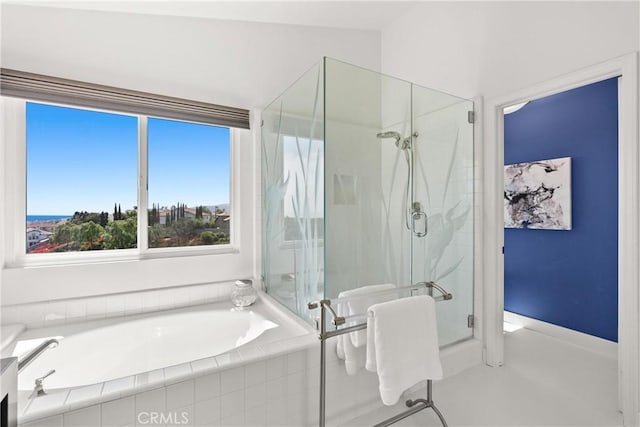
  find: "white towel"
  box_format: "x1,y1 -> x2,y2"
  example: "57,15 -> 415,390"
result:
366,295 -> 443,406
335,284 -> 396,375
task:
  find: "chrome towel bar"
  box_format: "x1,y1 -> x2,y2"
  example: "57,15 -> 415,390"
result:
307,281 -> 452,427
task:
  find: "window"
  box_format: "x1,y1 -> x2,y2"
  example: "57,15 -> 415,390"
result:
23,102 -> 232,257
147,118 -> 230,248
282,135 -> 323,241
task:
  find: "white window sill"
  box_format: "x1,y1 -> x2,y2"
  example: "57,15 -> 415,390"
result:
6,245 -> 241,269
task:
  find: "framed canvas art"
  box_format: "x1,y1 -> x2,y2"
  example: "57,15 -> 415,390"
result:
504,157 -> 572,230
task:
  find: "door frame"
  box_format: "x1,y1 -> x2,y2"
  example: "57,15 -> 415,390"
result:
483,52 -> 639,425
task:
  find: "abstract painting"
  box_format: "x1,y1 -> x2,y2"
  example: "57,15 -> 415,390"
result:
504,157 -> 572,230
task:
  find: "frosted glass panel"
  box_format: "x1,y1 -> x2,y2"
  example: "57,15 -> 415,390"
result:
262,61 -> 324,320
324,58 -> 412,299
262,58 -> 474,342
412,86 -> 474,345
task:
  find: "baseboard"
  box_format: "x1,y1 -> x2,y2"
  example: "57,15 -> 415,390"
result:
504,311 -> 617,359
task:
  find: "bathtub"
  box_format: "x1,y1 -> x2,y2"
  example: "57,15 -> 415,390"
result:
9,291 -> 319,425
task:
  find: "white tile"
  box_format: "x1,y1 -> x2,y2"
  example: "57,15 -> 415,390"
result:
244,382 -> 266,409
65,300 -> 87,320
214,351 -> 242,369
169,405 -> 194,427
101,396 -> 135,427
206,285 -> 220,302
135,369 -> 165,389
106,295 -> 126,314
286,371 -> 307,396
265,377 -> 286,402
21,305 -> 45,328
43,301 -> 67,325
286,350 -> 306,374
194,397 -> 220,427
244,404 -> 267,427
102,376 -> 135,398
135,387 -> 166,415
164,363 -> 192,385
219,411 -> 244,427
285,391 -> 306,426
156,291 -> 175,310
26,389 -> 69,415
190,356 -> 217,373
1,305 -> 18,324
220,390 -> 244,420
265,399 -> 286,427
238,345 -> 265,361
21,415 -> 63,427
266,356 -> 286,381
189,285 -> 210,304
65,383 -> 104,408
194,372 -> 220,403
141,292 -> 162,312
63,404 -> 101,427
220,366 -> 244,395
85,297 -> 107,319
244,360 -> 266,387
166,380 -> 194,410
124,293 -> 143,315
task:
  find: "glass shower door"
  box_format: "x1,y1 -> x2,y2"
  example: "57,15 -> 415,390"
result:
411,85 -> 474,346
323,58 -> 412,299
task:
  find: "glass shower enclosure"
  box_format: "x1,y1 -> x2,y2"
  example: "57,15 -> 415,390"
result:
262,58 -> 474,346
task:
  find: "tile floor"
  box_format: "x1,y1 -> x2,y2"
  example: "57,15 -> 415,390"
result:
343,328 -> 622,426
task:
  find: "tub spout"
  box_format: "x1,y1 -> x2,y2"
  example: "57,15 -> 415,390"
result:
18,338 -> 59,373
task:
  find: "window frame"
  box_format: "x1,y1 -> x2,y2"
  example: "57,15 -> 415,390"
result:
3,98 -> 239,267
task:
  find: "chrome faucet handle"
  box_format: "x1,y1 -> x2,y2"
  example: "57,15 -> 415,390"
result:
33,369 -> 55,397
35,369 -> 56,384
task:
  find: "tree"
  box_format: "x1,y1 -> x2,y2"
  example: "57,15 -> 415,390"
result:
51,222 -> 74,245
80,221 -> 103,250
103,215 -> 136,249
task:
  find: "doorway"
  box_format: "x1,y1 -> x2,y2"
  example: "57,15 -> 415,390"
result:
483,53 -> 639,425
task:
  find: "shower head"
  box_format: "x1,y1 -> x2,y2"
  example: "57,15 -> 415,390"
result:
377,130 -> 411,150
376,131 -> 402,143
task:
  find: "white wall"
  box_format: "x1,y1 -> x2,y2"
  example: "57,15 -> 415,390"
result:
381,1 -> 639,99
0,5 -> 380,305
1,4 -> 380,110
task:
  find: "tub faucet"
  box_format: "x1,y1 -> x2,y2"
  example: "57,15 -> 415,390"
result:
17,338 -> 59,373
31,369 -> 55,398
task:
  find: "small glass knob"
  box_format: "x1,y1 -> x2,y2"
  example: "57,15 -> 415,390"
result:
231,279 -> 257,307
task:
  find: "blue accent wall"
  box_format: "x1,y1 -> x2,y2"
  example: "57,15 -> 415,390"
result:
504,78 -> 618,342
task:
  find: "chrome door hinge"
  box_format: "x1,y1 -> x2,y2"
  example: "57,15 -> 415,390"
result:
467,111 -> 475,124
467,314 -> 475,328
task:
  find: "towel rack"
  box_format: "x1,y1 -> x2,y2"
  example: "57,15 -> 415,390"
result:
307,281 -> 452,427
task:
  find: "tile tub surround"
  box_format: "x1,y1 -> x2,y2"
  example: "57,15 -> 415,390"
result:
12,292 -> 319,424
18,339 -> 389,427
17,337 -> 482,427
0,280 -> 241,333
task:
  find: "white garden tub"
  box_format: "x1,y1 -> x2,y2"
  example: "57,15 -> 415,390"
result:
10,291 -> 317,423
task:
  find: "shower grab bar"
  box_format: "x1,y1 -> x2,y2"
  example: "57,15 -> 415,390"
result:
307,281 -> 452,427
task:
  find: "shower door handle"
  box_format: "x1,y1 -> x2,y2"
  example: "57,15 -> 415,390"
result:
411,203 -> 428,238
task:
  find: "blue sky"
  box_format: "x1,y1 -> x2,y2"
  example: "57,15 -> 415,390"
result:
27,103 -> 230,215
